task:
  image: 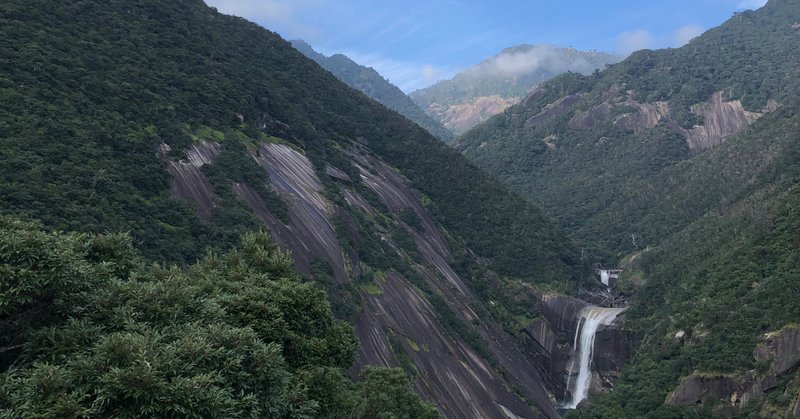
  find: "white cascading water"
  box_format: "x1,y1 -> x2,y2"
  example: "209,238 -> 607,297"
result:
565,306 -> 627,409
599,270 -> 610,287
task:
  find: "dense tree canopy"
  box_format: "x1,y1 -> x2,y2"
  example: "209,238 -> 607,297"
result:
0,217 -> 439,417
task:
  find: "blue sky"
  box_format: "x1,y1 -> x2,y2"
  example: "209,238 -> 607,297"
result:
205,0 -> 768,92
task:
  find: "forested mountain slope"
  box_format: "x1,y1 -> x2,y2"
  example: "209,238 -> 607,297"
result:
456,0 -> 800,416
291,40 -> 453,142
0,0 -> 588,417
458,0 -> 800,260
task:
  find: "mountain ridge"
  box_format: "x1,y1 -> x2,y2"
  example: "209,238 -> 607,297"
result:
0,1 -> 588,417
410,44 -> 620,135
457,0 -> 800,416
291,39 -> 454,142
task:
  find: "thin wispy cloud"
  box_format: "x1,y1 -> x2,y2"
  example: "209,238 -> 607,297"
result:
205,0 -> 323,39
735,0 -> 767,10
617,23 -> 706,56
617,30 -> 655,55
204,1 -> 753,93
342,51 -> 458,92
672,24 -> 704,46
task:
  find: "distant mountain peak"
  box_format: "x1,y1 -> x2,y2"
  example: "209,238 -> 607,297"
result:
409,44 -> 620,135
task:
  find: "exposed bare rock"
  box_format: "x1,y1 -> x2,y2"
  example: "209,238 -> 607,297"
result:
667,372 -> 741,406
168,138 -> 576,417
568,90 -> 773,151
568,91 -> 669,133
156,142 -> 172,157
166,141 -> 221,221
324,165 -> 352,183
666,326 -> 800,411
613,101 -> 670,133
522,317 -> 571,393
348,149 -> 452,259
593,325 -> 634,372
355,272 -> 548,419
341,188 -> 373,214
525,94 -> 584,128
754,324 -> 800,376
241,143 -> 348,283
678,92 -> 764,151
526,318 -> 558,356
427,95 -> 521,135
569,102 -> 612,130
186,141 -> 221,166
168,162 -> 216,221
542,135 -> 558,150
343,145 -> 562,417
538,293 -> 589,338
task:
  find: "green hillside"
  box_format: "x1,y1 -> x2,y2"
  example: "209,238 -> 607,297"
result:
0,0 -> 588,416
0,0 -> 580,282
459,0 -> 800,261
457,0 -> 800,416
291,40 -> 454,142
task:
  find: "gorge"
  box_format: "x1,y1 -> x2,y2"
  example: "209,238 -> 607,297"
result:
2,0 -> 800,417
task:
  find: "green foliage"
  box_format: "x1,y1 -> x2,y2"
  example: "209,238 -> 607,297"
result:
399,207 -> 424,231
0,219 -> 435,418
359,367 -> 440,419
459,0 -> 800,262
203,132 -> 290,226
0,0 -> 582,289
291,40 -> 453,142
428,293 -> 492,362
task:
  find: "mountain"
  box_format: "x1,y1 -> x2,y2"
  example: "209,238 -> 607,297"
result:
291,40 -> 453,142
410,44 -> 620,135
0,0 -> 588,417
458,0 -> 800,416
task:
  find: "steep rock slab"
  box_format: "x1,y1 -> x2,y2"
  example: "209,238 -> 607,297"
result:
242,143 -> 348,283
667,373 -> 742,406
358,272 -> 547,419
538,293 -> 589,338
347,146 -> 560,417
678,92 -> 765,151
593,324 -> 634,372
166,140 -> 220,221
754,324 -> 800,376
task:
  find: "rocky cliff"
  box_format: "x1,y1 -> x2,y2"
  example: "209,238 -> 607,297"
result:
166,137 -> 576,418
666,325 -> 800,417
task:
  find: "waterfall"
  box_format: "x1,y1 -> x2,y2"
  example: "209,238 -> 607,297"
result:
599,270 -> 610,287
565,306 -> 627,409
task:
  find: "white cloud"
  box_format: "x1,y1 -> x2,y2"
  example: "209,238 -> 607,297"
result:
421,65 -> 439,81
464,45 -> 611,79
342,51 -> 458,92
735,0 -> 767,10
204,0 -> 321,39
617,30 -> 655,56
672,24 -> 704,47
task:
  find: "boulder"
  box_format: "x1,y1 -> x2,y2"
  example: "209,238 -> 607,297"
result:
754,325 -> 800,376
667,372 -> 740,406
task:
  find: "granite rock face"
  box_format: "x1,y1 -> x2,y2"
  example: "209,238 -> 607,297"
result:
168,140 -> 564,418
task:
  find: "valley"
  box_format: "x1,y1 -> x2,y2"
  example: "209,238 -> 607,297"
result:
1,0 -> 799,418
